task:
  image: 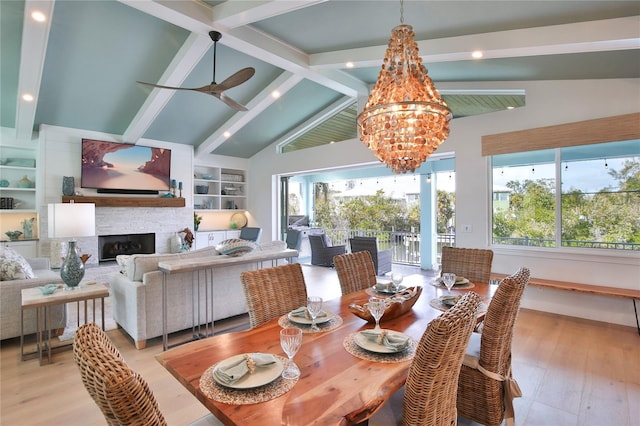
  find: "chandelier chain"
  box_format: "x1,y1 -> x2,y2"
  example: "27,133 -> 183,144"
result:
400,0 -> 404,24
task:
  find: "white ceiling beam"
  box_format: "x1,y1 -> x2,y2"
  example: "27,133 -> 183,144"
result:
310,16 -> 640,69
123,32 -> 211,143
196,71 -> 303,159
211,0 -> 328,28
15,0 -> 54,141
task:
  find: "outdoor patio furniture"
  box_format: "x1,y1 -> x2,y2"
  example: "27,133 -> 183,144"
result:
349,236 -> 393,275
308,234 -> 346,267
441,246 -> 494,284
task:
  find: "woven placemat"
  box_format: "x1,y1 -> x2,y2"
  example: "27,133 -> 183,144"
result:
429,298 -> 488,314
429,280 -> 475,290
199,355 -> 297,405
278,314 -> 343,334
343,332 -> 416,363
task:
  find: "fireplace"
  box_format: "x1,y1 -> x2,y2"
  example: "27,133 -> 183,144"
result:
99,233 -> 155,262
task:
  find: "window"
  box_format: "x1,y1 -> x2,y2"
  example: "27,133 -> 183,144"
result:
491,140 -> 639,251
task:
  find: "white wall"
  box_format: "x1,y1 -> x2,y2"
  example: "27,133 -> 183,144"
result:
248,79 -> 640,328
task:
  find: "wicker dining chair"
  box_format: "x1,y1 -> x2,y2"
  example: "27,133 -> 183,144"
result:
334,251 -> 377,295
440,246 -> 494,284
73,322 -> 167,426
457,267 -> 530,426
240,263 -> 309,329
401,291 -> 482,426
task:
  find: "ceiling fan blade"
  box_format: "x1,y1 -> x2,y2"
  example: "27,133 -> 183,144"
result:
137,81 -> 192,91
138,81 -> 220,94
213,67 -> 255,92
215,92 -> 249,111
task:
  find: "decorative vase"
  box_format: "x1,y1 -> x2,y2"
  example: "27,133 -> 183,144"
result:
21,218 -> 34,239
60,241 -> 85,290
18,175 -> 34,188
62,176 -> 75,196
170,232 -> 182,253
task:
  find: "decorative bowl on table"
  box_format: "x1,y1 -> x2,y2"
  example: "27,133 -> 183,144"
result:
349,286 -> 423,323
5,230 -> 22,241
38,284 -> 60,295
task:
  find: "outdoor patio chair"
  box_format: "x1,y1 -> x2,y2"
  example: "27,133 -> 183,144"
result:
308,234 -> 346,267
457,267 -> 530,426
239,227 -> 262,242
240,263 -> 308,329
334,251 -> 377,295
349,236 -> 393,275
441,246 -> 494,284
285,229 -> 303,263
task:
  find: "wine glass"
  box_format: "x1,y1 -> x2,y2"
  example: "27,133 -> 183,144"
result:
280,327 -> 302,379
368,297 -> 386,332
391,272 -> 403,292
442,272 -> 456,295
307,296 -> 323,331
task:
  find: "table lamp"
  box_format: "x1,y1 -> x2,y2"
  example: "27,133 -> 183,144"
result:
48,202 -> 95,290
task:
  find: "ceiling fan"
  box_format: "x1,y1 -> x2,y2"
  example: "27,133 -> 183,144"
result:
137,31 -> 254,111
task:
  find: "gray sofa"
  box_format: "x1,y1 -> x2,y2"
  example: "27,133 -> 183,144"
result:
0,258 -> 66,340
109,242 -> 297,349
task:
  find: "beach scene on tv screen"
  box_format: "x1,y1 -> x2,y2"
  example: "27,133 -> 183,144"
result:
81,141 -> 171,191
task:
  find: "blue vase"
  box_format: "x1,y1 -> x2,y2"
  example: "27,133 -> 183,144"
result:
62,176 -> 75,196
60,241 -> 84,289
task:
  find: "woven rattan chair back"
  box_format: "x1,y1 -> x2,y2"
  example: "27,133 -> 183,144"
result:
334,251 -> 377,295
241,263 -> 309,329
456,267 -> 530,426
402,292 -> 482,426
73,323 -> 167,426
441,246 -> 494,284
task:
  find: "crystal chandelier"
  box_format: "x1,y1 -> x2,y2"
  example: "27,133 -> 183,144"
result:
357,1 -> 452,174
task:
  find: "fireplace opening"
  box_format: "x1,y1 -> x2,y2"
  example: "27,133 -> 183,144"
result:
99,233 -> 155,262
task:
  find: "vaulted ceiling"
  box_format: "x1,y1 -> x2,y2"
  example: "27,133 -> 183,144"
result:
2,1 -> 639,161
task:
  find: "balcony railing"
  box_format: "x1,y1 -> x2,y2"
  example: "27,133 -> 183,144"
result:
321,228 -> 456,266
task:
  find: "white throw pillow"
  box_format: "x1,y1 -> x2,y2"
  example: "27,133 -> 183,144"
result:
0,247 -> 35,280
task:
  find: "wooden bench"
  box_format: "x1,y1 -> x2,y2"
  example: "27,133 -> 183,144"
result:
491,272 -> 640,335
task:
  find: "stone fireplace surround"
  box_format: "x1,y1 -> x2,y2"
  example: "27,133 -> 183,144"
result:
42,206 -> 192,267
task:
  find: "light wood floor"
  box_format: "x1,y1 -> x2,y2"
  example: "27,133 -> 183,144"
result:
1,264 -> 638,426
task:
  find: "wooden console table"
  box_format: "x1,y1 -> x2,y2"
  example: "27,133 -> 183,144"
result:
62,195 -> 185,207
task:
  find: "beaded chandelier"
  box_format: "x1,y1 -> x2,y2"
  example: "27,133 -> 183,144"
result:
357,4 -> 452,174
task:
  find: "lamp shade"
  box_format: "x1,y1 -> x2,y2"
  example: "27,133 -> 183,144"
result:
48,203 -> 96,238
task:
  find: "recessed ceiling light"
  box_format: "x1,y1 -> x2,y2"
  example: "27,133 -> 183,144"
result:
506,106 -> 515,110
22,94 -> 34,102
346,62 -> 354,68
223,131 -> 231,138
271,90 -> 281,99
471,50 -> 484,59
31,11 -> 46,22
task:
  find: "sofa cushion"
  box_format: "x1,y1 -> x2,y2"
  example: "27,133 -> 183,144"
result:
216,239 -> 257,257
0,258 -> 35,280
125,246 -> 220,281
0,247 -> 35,281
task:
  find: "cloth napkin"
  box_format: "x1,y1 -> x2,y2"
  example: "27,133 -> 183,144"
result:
360,330 -> 410,351
290,306 -> 328,319
213,353 -> 277,385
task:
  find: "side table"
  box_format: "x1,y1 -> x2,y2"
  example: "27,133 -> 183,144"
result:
21,282 -> 109,365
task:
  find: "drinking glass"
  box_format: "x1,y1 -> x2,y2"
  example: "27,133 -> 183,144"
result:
280,327 -> 302,379
442,272 -> 456,295
307,296 -> 323,331
391,272 -> 403,292
368,297 -> 386,331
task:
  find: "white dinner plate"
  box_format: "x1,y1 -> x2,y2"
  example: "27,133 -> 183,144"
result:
436,277 -> 470,286
353,330 -> 411,354
287,310 -> 335,325
212,353 -> 283,389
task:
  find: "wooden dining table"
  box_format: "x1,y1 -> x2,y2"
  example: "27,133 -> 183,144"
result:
156,275 -> 495,426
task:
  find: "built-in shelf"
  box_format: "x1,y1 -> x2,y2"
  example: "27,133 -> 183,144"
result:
62,196 -> 185,208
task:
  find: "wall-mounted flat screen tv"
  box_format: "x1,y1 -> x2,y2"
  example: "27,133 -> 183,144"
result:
81,139 -> 171,194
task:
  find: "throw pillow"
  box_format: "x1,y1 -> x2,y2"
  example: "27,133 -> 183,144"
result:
215,239 -> 257,257
0,257 -> 35,281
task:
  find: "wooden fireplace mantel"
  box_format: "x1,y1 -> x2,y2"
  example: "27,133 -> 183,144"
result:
61,196 -> 186,208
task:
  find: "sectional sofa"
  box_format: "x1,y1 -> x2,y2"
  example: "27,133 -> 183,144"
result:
109,241 -> 297,349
